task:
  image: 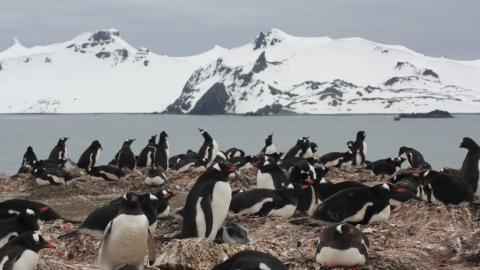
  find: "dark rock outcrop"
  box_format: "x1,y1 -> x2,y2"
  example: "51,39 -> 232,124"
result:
398,110 -> 453,118
189,83 -> 229,115
251,52 -> 267,73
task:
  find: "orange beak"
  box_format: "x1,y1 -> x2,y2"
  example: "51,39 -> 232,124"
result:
39,207 -> 49,213
43,242 -> 56,249
396,188 -> 407,193
228,166 -> 237,173
305,179 -> 315,185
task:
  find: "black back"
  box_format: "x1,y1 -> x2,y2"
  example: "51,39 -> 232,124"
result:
154,131 -> 169,170
48,137 -> 68,166
212,250 -> 287,270
459,137 -> 480,192
77,140 -> 102,170
0,199 -> 62,221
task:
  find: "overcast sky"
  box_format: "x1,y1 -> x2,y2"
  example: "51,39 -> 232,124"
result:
0,0 -> 478,59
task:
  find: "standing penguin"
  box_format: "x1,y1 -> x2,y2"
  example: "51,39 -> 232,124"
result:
459,137 -> 480,196
154,131 -> 169,170
98,192 -> 155,270
18,146 -> 38,173
398,146 -> 430,169
117,139 -> 136,170
0,232 -> 55,270
259,134 -> 279,156
137,135 -> 157,168
77,140 -> 102,171
315,223 -> 369,268
213,250 -> 287,270
288,160 -> 317,215
256,156 -> 289,190
419,170 -> 474,205
350,131 -> 367,166
48,137 -> 69,166
282,137 -> 311,160
179,161 -> 235,240
197,129 -> 219,166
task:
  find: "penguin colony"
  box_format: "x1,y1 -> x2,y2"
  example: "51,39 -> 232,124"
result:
1,129 -> 479,269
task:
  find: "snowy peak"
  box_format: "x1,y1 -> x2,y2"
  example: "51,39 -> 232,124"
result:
253,28 -> 287,50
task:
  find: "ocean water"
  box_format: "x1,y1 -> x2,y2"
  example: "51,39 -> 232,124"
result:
0,114 -> 478,175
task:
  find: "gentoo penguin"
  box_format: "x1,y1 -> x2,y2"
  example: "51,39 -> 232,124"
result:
77,140 -> 102,170
116,139 -> 136,170
229,187 -> 303,218
370,157 -> 405,179
197,129 -> 220,166
0,199 -> 76,223
0,209 -> 41,248
178,161 -> 235,239
225,148 -> 245,160
98,192 -> 155,270
315,178 -> 368,203
256,156 -> 289,190
398,146 -> 431,169
154,131 -> 169,170
48,137 -> 69,167
173,156 -> 208,173
459,137 -> 480,195
419,170 -> 474,205
282,137 -> 311,160
310,142 -> 319,156
318,151 -> 353,168
389,172 -> 422,195
18,146 -> 38,174
32,161 -> 72,185
312,183 -> 412,225
214,221 -> 249,244
59,191 -> 173,239
278,156 -> 317,172
137,135 -> 157,168
350,131 -> 367,166
212,250 -> 287,270
259,133 -> 279,156
0,232 -> 55,270
145,166 -> 167,186
288,160 -> 317,215
89,165 -> 125,181
315,223 -> 369,268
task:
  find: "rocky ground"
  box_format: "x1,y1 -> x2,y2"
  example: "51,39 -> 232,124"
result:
1,167 -> 480,270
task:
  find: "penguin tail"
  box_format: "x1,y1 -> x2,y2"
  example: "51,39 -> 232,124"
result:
58,230 -> 80,239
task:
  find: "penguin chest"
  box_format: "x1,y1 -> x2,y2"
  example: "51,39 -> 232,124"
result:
306,187 -> 318,216
265,145 -> 277,155
355,152 -> 362,165
145,175 -> 165,186
209,182 -> 232,239
47,174 -> 65,184
267,204 -> 296,218
158,205 -> 170,218
316,246 -> 366,267
325,158 -> 342,168
35,177 -> 52,186
257,172 -> 275,190
12,250 -> 40,270
101,215 -> 149,267
368,205 -> 391,224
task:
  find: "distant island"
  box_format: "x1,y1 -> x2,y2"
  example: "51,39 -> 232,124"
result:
397,110 -> 454,119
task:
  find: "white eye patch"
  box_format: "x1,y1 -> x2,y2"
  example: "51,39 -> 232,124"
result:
213,163 -> 221,171
149,194 -> 159,200
263,161 -> 270,166
320,178 -> 327,184
26,209 -> 35,216
162,190 -> 168,195
336,224 -> 343,234
382,183 -> 390,190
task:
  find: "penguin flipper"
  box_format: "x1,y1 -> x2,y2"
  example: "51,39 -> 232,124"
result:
2,256 -> 16,270
58,230 -> 80,239
201,192 -> 214,238
148,229 -> 156,266
94,220 -> 113,264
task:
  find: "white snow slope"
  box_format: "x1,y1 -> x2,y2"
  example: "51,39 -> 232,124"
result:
1,28 -> 479,114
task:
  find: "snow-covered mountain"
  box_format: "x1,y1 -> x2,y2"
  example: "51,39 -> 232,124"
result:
1,28 -> 479,114
165,29 -> 480,114
0,29 -> 225,113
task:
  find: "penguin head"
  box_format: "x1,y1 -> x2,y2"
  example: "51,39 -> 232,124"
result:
19,232 -> 55,252
334,223 -> 358,236
265,134 -> 273,146
208,161 -> 236,179
160,131 -> 168,139
198,128 -> 212,140
18,208 -> 41,231
26,146 -> 34,153
293,160 -> 315,185
310,142 -> 318,153
398,146 -> 409,156
346,141 -> 354,150
58,137 -> 68,145
256,156 -> 277,171
357,131 -> 366,140
314,166 -> 329,180
393,157 -> 405,167
460,137 -> 479,150
91,140 -> 102,150
148,135 -> 157,145
157,190 -> 175,201
122,192 -> 140,209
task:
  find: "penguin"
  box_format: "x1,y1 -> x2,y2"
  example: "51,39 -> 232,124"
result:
256,156 -> 289,190
259,133 -> 279,156
282,137 -> 311,160
154,131 -> 169,170
178,161 -> 235,239
225,148 -> 245,160
173,157 -> 208,173
145,166 -> 167,186
229,186 -> 304,218
419,170 -> 474,205
0,232 -> 55,270
315,178 -> 368,203
197,129 -> 220,166
48,137 -> 69,167
350,131 -> 367,166
59,191 -> 172,240
278,157 -> 317,172
0,199 -> 76,223
318,151 -> 353,168
0,209 -> 41,248
309,142 -> 319,156
117,139 -> 136,170
458,137 -> 480,195
370,157 -> 405,179
288,160 -> 317,215
212,250 -> 287,270
89,165 -> 125,181
389,172 -> 422,196
312,183 -> 412,225
32,161 -> 72,185
18,146 -> 38,174
98,192 -> 155,270
229,155 -> 256,172
315,223 -> 369,268
137,135 -> 157,168
77,140 -> 102,171
398,146 -> 430,169
214,221 -> 249,245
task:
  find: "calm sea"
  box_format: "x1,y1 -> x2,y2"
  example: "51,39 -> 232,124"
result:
0,114 -> 478,175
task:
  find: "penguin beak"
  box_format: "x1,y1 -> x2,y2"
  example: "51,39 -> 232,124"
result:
43,242 -> 56,249
163,193 -> 176,200
395,188 -> 407,193
305,179 -> 315,185
39,207 -> 49,213
411,172 -> 421,177
228,166 -> 237,173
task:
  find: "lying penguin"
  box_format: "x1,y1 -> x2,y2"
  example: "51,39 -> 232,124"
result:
213,250 -> 287,270
144,166 -> 167,186
0,199 -> 78,223
0,232 -> 55,270
316,223 -> 369,268
0,208 -> 41,248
